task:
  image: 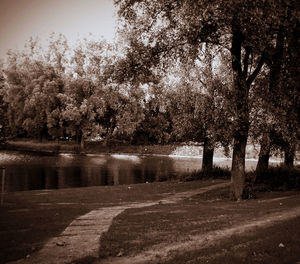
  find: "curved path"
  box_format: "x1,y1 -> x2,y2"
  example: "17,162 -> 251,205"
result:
9,182 -> 230,264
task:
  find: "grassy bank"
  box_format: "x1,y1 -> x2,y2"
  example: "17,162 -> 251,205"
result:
3,140 -> 293,164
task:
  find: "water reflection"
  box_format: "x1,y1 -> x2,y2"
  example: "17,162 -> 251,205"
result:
0,150 -> 281,192
0,151 -> 180,192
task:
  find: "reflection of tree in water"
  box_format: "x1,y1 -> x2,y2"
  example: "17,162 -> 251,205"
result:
133,157 -> 175,183
4,166 -> 59,191
2,153 -> 187,191
106,158 -> 131,185
80,157 -> 114,186
139,157 -> 176,183
3,166 -> 29,192
105,156 -> 176,185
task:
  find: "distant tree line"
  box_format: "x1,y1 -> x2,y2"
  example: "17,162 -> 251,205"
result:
0,35 -> 233,151
0,0 -> 299,199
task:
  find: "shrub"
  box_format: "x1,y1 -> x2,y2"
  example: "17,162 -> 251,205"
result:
255,166 -> 300,191
181,166 -> 231,181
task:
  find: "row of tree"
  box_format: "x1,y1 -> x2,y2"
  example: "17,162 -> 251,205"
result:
0,0 -> 299,199
0,37 -> 231,148
113,0 -> 299,199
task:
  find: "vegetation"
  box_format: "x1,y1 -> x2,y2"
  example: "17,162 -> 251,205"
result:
0,0 -> 299,199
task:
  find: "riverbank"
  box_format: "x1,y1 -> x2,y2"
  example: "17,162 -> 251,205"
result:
2,140 -> 205,156
2,139 -> 270,160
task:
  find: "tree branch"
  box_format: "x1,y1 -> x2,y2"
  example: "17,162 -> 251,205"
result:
198,78 -> 207,89
231,20 -> 243,75
246,52 -> 265,86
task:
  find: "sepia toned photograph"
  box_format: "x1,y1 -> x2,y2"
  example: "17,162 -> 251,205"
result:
0,0 -> 299,263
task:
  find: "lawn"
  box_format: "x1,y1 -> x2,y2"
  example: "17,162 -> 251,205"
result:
96,187 -> 300,264
0,179 -> 219,263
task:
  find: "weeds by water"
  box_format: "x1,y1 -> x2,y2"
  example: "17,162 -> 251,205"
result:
181,166 -> 231,182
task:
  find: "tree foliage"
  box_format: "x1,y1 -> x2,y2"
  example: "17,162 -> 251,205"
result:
114,0 -> 299,199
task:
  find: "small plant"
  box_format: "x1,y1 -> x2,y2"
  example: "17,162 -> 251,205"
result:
181,166 -> 231,181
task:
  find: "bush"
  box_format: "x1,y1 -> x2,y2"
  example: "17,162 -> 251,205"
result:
255,166 -> 300,191
181,166 -> 231,181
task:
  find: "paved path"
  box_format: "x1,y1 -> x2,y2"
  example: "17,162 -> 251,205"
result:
9,182 -> 230,264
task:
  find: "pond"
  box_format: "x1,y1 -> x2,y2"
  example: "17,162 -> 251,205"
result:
0,151 -> 280,192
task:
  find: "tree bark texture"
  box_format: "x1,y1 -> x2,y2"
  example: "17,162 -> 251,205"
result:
202,138 -> 214,177
230,21 -> 250,200
230,78 -> 249,200
256,132 -> 271,177
231,128 -> 248,200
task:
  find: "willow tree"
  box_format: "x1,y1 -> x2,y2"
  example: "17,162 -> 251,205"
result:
0,63 -> 9,140
114,0 -> 294,199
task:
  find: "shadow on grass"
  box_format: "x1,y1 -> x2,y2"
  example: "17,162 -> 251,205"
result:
68,256 -> 98,264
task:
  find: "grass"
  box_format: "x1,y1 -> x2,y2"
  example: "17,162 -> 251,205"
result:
162,217 -> 300,264
97,187 -> 300,263
1,175 -> 299,264
0,179 -> 219,264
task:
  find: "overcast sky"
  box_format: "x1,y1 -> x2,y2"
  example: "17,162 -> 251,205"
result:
0,0 -> 117,59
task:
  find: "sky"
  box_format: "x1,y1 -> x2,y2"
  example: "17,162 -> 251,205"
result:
0,0 -> 118,59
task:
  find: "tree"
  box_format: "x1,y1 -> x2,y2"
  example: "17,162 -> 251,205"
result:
3,37 -> 67,141
114,0 -> 296,199
4,50 -> 28,137
165,48 -> 233,176
0,62 -> 9,140
253,1 -> 300,172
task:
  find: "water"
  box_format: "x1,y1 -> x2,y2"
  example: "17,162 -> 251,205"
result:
0,150 -> 279,192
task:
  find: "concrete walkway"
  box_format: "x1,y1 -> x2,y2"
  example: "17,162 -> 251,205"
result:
9,182 -> 230,264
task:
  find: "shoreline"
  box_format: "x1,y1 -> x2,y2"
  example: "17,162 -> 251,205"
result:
1,140 -> 288,164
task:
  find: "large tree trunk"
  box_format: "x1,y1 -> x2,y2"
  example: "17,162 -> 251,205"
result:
202,138 -> 214,177
229,17 -> 264,200
230,25 -> 250,200
256,132 -> 271,177
231,130 -> 248,200
230,76 -> 249,200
